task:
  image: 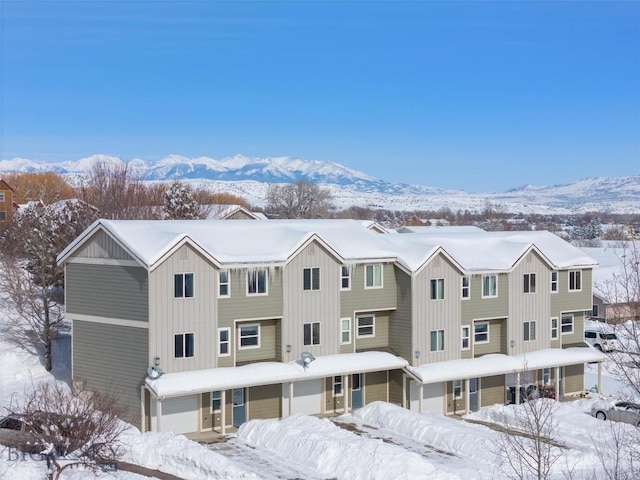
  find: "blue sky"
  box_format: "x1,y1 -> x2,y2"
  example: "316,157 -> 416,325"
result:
1,1 -> 639,192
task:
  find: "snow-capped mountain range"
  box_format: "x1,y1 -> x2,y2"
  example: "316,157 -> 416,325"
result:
1,154 -> 639,214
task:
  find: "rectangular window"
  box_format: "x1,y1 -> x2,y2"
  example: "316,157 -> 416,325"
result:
333,376 -> 343,396
524,321 -> 536,341
340,318 -> 351,344
174,332 -> 195,358
523,273 -> 536,294
365,264 -> 383,288
430,329 -> 445,352
551,317 -> 559,339
461,276 -> 470,299
482,275 -> 498,298
543,368 -> 551,385
453,380 -> 462,399
561,314 -> 574,334
219,270 -> 229,297
174,273 -> 194,298
303,267 -> 320,291
0,211 -> 5,221
211,391 -> 221,413
238,324 -> 260,348
303,322 -> 320,346
569,270 -> 582,291
356,315 -> 374,338
0,193 -> 5,202
551,271 -> 558,293
247,269 -> 267,295
218,328 -> 230,357
474,322 -> 489,344
340,266 -> 350,290
592,304 -> 599,317
461,326 -> 470,350
430,278 -> 445,300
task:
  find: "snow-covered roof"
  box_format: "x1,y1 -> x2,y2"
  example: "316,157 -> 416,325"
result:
204,204 -> 266,220
578,245 -> 634,302
396,225 -> 483,234
407,347 -> 606,385
145,352 -> 409,398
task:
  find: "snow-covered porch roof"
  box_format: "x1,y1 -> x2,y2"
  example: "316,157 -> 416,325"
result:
406,346 -> 607,385
146,351 -> 409,399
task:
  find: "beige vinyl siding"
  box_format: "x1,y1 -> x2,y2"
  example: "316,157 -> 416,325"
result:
282,241 -> 341,361
388,370 -> 404,407
551,269 -> 594,314
364,371 -> 388,404
148,244 -> 217,373
355,311 -> 389,350
412,254 -> 462,364
72,229 -> 135,261
509,251 -> 552,354
248,384 -> 281,420
340,262 -> 397,317
564,364 -> 584,395
73,320 -> 148,428
218,268 -> 283,326
390,269 -> 412,361
473,318 -> 506,357
235,319 -> 278,364
446,381 -> 466,414
66,264 -> 148,322
463,273 -> 509,319
481,375 -> 505,407
201,393 -> 212,430
325,377 -> 345,413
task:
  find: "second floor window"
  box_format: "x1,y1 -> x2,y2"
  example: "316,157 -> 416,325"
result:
430,278 -> 444,300
524,321 -> 536,341
218,328 -> 230,356
461,326 -> 470,350
430,329 -> 445,352
569,270 -> 582,291
174,273 -> 194,298
365,264 -> 383,288
523,273 -> 536,293
551,271 -> 558,292
474,322 -> 489,343
357,315 -> 374,337
482,275 -> 497,298
238,324 -> 260,348
341,318 -> 351,344
247,269 -> 267,295
461,276 -> 470,299
0,192 -> 5,202
341,266 -> 350,290
561,314 -> 574,334
551,317 -> 559,339
304,322 -> 320,345
303,267 -> 320,291
174,332 -> 194,358
219,270 -> 230,297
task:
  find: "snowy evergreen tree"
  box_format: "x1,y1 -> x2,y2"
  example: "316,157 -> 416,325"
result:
163,183 -> 203,219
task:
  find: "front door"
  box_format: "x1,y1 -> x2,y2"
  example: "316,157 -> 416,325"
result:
469,378 -> 480,412
352,373 -> 363,409
232,388 -> 246,427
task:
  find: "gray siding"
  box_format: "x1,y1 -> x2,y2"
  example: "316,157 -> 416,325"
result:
446,381 -> 466,414
235,319 -> 279,364
364,371 -> 388,404
481,375 -> 505,407
390,268 -> 412,360
248,384 -> 281,420
463,273 -> 509,320
218,268 -> 283,324
355,311 -> 389,350
551,269 -> 594,314
72,229 -> 135,261
388,370 -> 404,407
340,262 -> 397,317
562,312 -> 585,347
564,364 -> 584,395
66,263 -> 148,322
473,318 -> 506,357
73,320 -> 148,428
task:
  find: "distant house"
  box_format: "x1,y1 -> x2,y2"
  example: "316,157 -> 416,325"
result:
204,205 -> 267,220
396,225 -> 484,234
0,178 -> 18,226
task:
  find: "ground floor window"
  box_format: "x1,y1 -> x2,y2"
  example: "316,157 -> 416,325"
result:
211,391 -> 221,412
333,376 -> 343,396
453,380 -> 462,399
561,314 -> 574,334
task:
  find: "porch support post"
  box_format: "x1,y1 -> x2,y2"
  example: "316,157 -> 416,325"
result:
555,367 -> 561,402
156,398 -> 162,432
344,375 -> 350,414
515,372 -> 521,405
597,362 -> 603,394
402,375 -> 407,409
221,390 -> 227,435
418,382 -> 423,414
288,382 -> 294,416
465,378 -> 470,413
140,386 -> 146,433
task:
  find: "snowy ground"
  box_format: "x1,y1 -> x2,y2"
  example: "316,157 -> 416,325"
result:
1,283 -> 639,479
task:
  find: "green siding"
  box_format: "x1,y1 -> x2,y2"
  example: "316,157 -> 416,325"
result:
67,264 -> 148,322
201,392 -> 212,430
236,319 -> 278,364
364,371 -> 388,404
561,312 -> 585,346
388,370 -> 404,407
564,364 -> 584,395
355,312 -> 389,351
463,274 -> 509,320
218,268 -> 283,325
325,377 -> 345,413
249,384 -> 281,420
474,318 -> 506,356
481,375 -> 505,407
390,269 -> 412,360
73,320 -> 148,428
551,269 -> 593,315
73,229 -> 134,260
446,381 -> 466,414
340,263 -> 397,317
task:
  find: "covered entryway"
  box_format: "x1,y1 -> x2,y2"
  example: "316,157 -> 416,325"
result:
232,388 -> 246,427
469,378 -> 480,412
160,395 -> 198,434
351,373 -> 363,409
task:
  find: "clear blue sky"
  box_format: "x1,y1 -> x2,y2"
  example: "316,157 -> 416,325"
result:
1,1 -> 639,192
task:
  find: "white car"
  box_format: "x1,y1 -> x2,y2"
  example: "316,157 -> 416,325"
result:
584,329 -> 618,352
591,401 -> 640,427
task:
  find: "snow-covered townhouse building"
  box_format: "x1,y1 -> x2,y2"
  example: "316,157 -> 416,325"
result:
56,220 -> 606,435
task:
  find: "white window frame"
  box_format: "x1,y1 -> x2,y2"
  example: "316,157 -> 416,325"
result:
430,278 -> 445,300
482,275 -> 498,298
218,270 -> 230,298
238,324 -> 261,349
340,317 -> 351,344
356,315 -> 375,338
365,264 -> 383,289
524,321 -> 536,342
340,266 -> 350,291
523,273 -> 536,294
247,269 -> 268,296
217,327 -> 230,357
430,329 -> 445,352
542,368 -> 551,385
333,376 -> 344,397
174,272 -> 194,298
211,391 -> 222,413
0,192 -> 5,202
568,270 -> 582,292
551,317 -> 559,339
474,322 -> 489,344
561,313 -> 574,335
303,267 -> 321,291
461,326 -> 470,350
453,379 -> 462,399
303,322 -> 321,346
551,271 -> 558,293
461,276 -> 470,299
174,332 -> 195,359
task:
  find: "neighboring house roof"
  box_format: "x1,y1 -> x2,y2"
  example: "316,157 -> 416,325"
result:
358,220 -> 388,234
0,178 -> 15,192
578,244 -> 635,303
396,225 -> 484,234
204,204 -> 266,220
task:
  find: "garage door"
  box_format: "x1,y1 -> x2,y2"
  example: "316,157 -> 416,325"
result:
409,382 -> 444,414
161,395 -> 198,434
282,379 -> 322,415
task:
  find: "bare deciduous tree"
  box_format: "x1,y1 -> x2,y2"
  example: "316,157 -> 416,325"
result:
266,181 -> 334,219
590,419 -> 640,480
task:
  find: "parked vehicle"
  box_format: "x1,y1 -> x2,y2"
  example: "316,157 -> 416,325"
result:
590,401 -> 640,427
584,329 -> 618,352
0,414 -> 40,452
